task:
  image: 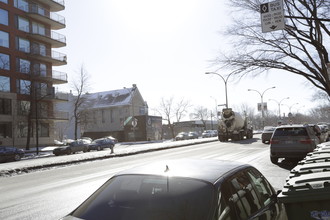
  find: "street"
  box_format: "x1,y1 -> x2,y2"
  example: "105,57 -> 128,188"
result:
0,136 -> 292,220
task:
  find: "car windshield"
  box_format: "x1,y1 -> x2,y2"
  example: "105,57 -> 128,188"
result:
274,127 -> 308,136
70,175 -> 215,220
92,139 -> 104,144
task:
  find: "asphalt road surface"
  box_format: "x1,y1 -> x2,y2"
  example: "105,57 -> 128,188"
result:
0,137 -> 292,220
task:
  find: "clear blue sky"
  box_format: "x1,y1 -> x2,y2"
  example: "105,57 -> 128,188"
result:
56,0 -> 317,118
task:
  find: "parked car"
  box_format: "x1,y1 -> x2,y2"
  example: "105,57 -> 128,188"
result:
261,126 -> 276,144
61,159 -> 286,220
53,139 -> 89,156
317,124 -> 329,142
202,130 -> 213,138
0,146 -> 25,163
270,124 -> 320,164
187,131 -> 199,139
88,138 -> 115,151
81,137 -> 93,144
211,130 -> 218,137
103,136 -> 118,144
175,132 -> 189,141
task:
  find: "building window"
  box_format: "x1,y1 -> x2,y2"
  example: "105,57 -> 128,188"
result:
0,98 -> 11,115
17,58 -> 30,73
31,43 -> 46,56
39,123 -> 49,137
17,79 -> 31,94
0,76 -> 10,92
17,16 -> 29,32
14,0 -> 28,12
0,53 -> 10,70
33,63 -> 46,76
17,37 -> 30,53
0,0 -> 8,4
0,30 -> 9,48
32,22 -> 45,35
17,100 -> 30,116
0,8 -> 8,26
0,123 -> 12,138
36,82 -> 48,97
18,122 -> 28,137
38,102 -> 48,118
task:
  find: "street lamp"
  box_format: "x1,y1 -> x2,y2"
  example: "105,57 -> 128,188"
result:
247,86 -> 276,127
282,102 -> 299,114
269,97 -> 290,119
205,72 -> 234,109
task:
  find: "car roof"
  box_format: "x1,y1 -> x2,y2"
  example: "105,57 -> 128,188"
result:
114,159 -> 251,184
276,124 -> 307,129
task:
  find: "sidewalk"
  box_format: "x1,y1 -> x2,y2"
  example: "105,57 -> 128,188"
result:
0,137 -> 218,177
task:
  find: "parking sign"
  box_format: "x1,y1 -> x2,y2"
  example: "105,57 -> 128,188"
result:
260,0 -> 285,33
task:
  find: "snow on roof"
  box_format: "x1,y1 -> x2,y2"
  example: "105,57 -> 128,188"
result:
83,87 -> 135,109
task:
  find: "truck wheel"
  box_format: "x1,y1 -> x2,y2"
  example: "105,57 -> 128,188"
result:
270,157 -> 278,164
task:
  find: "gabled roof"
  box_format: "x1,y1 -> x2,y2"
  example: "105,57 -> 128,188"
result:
83,87 -> 136,109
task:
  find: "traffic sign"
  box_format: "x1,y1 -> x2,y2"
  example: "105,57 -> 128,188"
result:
132,118 -> 138,127
260,0 -> 285,33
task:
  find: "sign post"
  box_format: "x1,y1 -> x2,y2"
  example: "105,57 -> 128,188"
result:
260,0 -> 285,33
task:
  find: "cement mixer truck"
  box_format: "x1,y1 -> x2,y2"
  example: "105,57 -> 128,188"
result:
218,108 -> 253,142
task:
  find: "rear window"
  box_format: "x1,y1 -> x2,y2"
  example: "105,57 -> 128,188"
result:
273,127 -> 308,136
71,175 -> 215,220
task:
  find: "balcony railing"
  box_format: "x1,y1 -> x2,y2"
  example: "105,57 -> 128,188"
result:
31,70 -> 67,84
24,4 -> 65,29
34,0 -> 65,12
30,45 -> 67,66
28,26 -> 66,48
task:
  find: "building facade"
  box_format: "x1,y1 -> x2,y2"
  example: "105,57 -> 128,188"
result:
56,84 -> 154,142
0,0 -> 67,148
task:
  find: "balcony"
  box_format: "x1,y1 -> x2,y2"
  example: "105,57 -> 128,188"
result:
33,0 -> 65,12
32,70 -> 68,85
28,27 -> 66,48
47,89 -> 69,101
29,45 -> 67,66
26,4 -> 65,30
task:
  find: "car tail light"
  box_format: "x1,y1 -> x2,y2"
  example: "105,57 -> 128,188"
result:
299,139 -> 313,144
270,139 -> 279,144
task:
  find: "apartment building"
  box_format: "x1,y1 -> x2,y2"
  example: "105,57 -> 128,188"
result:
0,0 -> 68,148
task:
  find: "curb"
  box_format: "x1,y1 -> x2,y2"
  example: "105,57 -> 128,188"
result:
0,139 -> 218,177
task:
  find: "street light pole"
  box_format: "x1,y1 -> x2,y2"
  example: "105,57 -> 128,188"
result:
248,86 -> 276,128
269,97 -> 290,119
205,72 -> 234,109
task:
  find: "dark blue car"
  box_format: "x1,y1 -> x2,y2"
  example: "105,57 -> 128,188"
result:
0,146 -> 25,163
88,138 -> 115,152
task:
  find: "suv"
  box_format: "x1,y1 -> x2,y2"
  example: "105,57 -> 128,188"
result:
270,124 -> 320,164
62,159 -> 286,220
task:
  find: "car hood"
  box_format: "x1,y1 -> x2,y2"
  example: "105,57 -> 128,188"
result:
53,146 -> 68,151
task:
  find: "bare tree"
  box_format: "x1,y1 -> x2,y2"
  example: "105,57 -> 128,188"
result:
155,97 -> 190,138
174,98 -> 191,122
70,65 -> 91,140
190,106 -> 209,129
215,0 -> 330,96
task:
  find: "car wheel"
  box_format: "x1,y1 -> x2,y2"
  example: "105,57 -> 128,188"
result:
270,156 -> 278,164
83,148 -> 87,153
14,154 -> 21,161
67,149 -> 72,155
97,146 -> 101,151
